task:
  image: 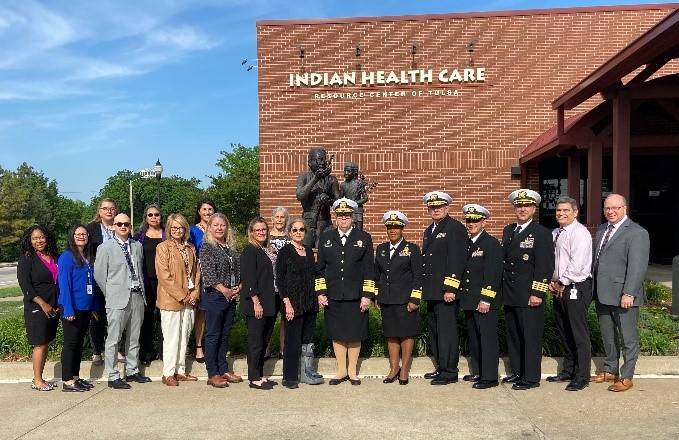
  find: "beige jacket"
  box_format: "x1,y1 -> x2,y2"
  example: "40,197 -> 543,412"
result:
155,240 -> 201,311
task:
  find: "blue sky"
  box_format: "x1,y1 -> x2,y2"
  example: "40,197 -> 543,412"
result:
0,0 -> 672,202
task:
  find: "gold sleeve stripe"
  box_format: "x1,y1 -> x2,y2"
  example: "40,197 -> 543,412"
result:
531,281 -> 549,293
315,278 -> 327,292
444,277 -> 461,289
362,279 -> 375,293
374,288 -> 379,296
481,287 -> 496,298
410,289 -> 422,299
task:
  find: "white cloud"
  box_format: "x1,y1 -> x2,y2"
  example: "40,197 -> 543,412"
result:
146,26 -> 218,51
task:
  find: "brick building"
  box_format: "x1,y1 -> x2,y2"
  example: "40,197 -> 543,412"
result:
256,4 -> 677,256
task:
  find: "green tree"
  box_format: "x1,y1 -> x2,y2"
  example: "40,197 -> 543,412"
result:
90,170 -> 203,231
206,144 -> 260,234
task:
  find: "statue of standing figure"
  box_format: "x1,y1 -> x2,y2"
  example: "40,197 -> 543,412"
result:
339,162 -> 369,230
296,147 -> 340,248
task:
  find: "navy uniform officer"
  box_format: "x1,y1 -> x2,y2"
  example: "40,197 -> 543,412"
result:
374,211 -> 423,385
316,198 -> 375,385
421,191 -> 468,385
501,189 -> 554,390
458,204 -> 503,390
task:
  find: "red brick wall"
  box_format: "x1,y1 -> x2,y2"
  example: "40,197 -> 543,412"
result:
257,5 -> 676,241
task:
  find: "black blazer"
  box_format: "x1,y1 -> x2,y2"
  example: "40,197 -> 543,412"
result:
315,228 -> 375,300
85,222 -> 105,263
239,244 -> 277,317
501,221 -> 554,307
17,253 -> 59,309
374,240 -> 423,305
459,230 -> 503,310
421,215 -> 468,301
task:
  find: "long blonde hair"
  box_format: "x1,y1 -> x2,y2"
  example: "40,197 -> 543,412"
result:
204,213 -> 236,248
91,198 -> 117,223
247,216 -> 270,249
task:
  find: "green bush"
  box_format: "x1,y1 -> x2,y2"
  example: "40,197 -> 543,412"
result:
645,280 -> 672,302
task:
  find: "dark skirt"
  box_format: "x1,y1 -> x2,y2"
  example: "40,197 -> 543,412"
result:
324,299 -> 368,342
380,303 -> 421,338
24,308 -> 59,345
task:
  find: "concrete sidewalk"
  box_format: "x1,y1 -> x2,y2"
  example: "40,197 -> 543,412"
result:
2,366 -> 677,440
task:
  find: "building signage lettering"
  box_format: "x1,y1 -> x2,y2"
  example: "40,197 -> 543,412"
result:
289,68 -> 485,87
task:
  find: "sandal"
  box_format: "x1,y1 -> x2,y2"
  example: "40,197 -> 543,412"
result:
31,379 -> 54,392
195,345 -> 205,364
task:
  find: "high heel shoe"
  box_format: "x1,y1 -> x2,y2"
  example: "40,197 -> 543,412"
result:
195,345 -> 205,364
383,368 -> 401,384
398,377 -> 409,385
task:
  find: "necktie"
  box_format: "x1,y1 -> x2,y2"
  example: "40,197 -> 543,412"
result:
553,227 -> 564,247
509,225 -> 522,243
341,234 -> 347,246
389,245 -> 396,259
119,242 -> 139,281
593,224 -> 614,274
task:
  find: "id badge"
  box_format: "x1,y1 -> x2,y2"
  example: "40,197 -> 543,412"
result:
569,287 -> 579,300
188,278 -> 195,290
87,284 -> 93,295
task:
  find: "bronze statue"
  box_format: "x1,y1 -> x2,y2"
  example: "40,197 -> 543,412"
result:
339,162 -> 369,230
296,147 -> 340,248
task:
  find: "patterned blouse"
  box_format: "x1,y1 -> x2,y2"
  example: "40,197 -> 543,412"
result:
199,241 -> 241,289
270,234 -> 291,254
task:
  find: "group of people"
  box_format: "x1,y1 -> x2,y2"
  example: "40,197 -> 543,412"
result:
17,186 -> 648,393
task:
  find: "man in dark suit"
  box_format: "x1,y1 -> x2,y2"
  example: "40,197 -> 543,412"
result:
421,191 -> 468,385
316,198 -> 375,385
501,189 -> 554,390
85,198 -> 118,366
94,213 -> 151,389
458,204 -> 503,389
591,193 -> 649,392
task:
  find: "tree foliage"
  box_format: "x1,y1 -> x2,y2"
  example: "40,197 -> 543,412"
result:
206,144 -> 260,234
90,171 -> 203,231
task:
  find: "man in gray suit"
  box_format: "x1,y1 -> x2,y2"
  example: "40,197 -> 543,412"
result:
592,194 -> 649,392
94,213 -> 151,389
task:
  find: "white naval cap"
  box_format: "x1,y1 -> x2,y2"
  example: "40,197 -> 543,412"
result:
462,204 -> 491,220
423,191 -> 452,207
508,189 -> 542,206
332,197 -> 358,213
382,210 -> 408,227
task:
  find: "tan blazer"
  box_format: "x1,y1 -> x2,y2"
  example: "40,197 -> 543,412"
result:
155,240 -> 201,311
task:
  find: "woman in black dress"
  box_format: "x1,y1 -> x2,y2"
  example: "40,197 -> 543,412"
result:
133,204 -> 166,364
374,211 -> 423,385
276,218 -> 323,388
240,217 -> 277,390
17,225 -> 60,391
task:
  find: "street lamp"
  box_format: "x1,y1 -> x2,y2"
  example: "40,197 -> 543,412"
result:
130,163 -> 162,229
154,159 -> 163,208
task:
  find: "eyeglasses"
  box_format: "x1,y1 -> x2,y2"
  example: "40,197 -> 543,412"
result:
291,227 -> 306,233
170,226 -> 185,232
74,233 -> 89,237
253,228 -> 268,233
604,206 -> 623,212
100,207 -> 116,212
115,222 -> 131,228
147,213 -> 161,218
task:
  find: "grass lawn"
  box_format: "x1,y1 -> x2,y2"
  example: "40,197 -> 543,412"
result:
0,286 -> 21,299
0,300 -> 23,318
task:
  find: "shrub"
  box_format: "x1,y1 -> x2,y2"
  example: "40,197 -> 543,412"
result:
645,280 -> 672,303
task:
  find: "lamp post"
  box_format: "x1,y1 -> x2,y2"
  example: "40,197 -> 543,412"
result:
154,159 -> 163,208
130,163 -> 162,229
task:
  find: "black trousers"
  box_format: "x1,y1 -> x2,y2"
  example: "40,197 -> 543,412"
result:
246,315 -> 276,382
553,279 -> 593,381
504,304 -> 544,383
139,277 -> 161,361
61,310 -> 92,381
426,300 -> 460,378
282,311 -> 317,382
88,289 -> 108,355
465,309 -> 499,381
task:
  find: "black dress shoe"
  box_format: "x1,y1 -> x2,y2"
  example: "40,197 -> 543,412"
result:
423,369 -> 441,380
76,379 -> 94,389
125,373 -> 151,383
383,369 -> 400,384
502,374 -> 521,383
62,382 -> 86,392
463,374 -> 481,382
473,380 -> 499,389
349,378 -> 361,386
282,380 -> 299,389
512,380 -> 540,390
546,372 -> 574,382
431,376 -> 458,385
108,378 -> 131,389
249,381 -> 273,390
328,376 -> 349,385
565,378 -> 589,391
398,378 -> 409,385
